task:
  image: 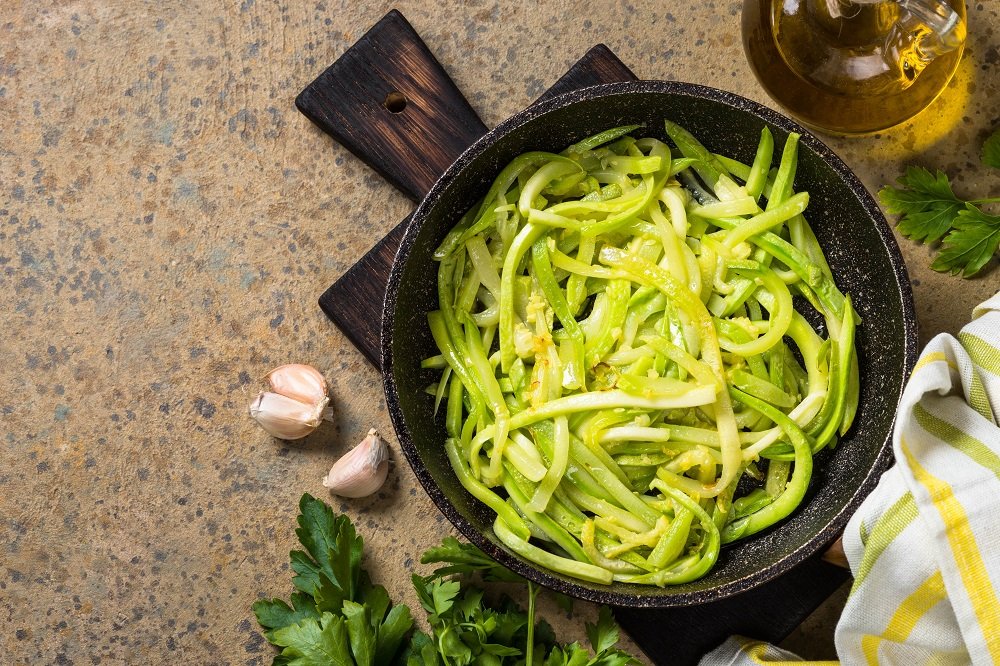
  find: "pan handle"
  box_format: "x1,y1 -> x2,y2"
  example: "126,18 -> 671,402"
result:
295,10 -> 489,201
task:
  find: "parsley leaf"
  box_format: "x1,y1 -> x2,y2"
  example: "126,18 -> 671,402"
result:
880,131 -> 1000,278
292,493 -> 363,611
932,205 -> 1000,277
402,631 -> 438,666
342,601 -> 376,666
373,605 -> 414,665
586,607 -> 619,655
254,592 -> 321,639
879,166 -> 964,243
271,612 -> 354,666
982,128 -> 1000,170
420,536 -> 523,582
356,574 -> 390,631
544,642 -> 592,666
431,579 -> 461,617
585,607 -> 640,666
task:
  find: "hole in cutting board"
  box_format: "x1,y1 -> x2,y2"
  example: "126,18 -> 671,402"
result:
383,91 -> 407,113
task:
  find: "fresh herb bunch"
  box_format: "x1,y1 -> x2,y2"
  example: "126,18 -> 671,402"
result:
879,127 -> 1000,277
407,537 -> 640,666
253,495 -> 643,666
252,494 -> 414,665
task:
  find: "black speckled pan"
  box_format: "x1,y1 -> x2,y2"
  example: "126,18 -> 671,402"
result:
382,80 -> 918,608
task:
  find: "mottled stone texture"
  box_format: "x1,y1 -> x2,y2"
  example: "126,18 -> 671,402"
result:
0,0 -> 997,664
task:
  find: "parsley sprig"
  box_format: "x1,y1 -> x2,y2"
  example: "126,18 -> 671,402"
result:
408,537 -> 639,666
254,495 -> 643,666
253,494 -> 415,666
879,128 -> 1000,278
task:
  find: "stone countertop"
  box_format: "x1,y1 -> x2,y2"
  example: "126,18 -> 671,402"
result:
2,1 -> 998,663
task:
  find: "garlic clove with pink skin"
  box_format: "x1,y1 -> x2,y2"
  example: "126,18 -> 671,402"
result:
266,364 -> 328,406
249,363 -> 331,440
323,429 -> 390,498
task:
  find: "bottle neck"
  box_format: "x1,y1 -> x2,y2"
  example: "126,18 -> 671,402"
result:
805,0 -> 901,47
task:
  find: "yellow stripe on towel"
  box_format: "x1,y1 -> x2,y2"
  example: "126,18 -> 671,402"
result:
740,640 -> 838,666
902,437 -> 1000,660
913,351 -> 957,374
861,571 -> 946,664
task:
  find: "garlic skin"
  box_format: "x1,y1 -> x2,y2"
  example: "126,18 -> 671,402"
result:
323,429 -> 390,498
266,364 -> 328,407
249,363 -> 331,440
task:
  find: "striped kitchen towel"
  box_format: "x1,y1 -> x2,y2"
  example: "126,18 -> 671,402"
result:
701,290 -> 1000,666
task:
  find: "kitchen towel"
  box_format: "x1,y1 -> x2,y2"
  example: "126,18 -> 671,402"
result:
701,290 -> 1000,665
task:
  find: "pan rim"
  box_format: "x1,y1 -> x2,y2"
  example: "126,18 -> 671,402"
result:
382,79 -> 918,607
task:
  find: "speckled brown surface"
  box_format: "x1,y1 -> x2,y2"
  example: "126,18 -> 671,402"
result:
1,1 -> 998,664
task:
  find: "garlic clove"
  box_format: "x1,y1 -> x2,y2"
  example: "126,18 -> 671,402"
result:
249,364 -> 333,440
249,391 -> 324,440
266,364 -> 329,407
323,428 -> 390,498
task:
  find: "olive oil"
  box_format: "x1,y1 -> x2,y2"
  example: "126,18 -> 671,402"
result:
743,0 -> 966,135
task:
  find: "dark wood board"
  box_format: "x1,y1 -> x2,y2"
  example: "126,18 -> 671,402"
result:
318,217 -> 408,370
300,12 -> 844,663
537,45 -> 637,103
295,9 -> 488,201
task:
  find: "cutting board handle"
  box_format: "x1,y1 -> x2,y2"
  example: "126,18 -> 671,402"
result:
295,10 -> 489,201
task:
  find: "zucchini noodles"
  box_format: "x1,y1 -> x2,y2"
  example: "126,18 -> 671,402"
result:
421,121 -> 860,586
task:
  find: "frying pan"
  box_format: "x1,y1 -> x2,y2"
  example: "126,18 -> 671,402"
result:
299,12 -> 918,609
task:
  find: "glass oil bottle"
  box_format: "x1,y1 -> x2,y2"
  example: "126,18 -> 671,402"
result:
742,0 -> 967,134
